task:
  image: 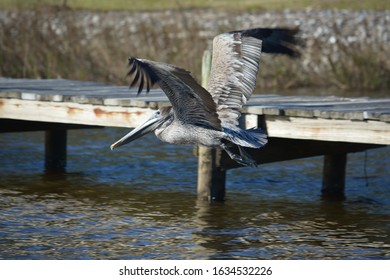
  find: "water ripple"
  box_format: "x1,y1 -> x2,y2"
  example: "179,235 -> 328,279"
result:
0,129 -> 389,259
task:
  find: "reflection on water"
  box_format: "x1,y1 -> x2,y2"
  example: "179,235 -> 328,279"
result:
0,128 -> 389,259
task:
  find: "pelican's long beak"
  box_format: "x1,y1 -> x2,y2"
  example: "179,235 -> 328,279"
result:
110,113 -> 162,150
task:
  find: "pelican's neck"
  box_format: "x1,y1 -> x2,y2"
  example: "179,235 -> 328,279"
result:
154,111 -> 174,138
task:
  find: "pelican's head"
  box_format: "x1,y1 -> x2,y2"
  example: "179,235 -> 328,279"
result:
110,106 -> 173,150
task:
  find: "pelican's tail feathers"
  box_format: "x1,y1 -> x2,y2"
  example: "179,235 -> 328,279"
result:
223,127 -> 267,149
246,127 -> 268,147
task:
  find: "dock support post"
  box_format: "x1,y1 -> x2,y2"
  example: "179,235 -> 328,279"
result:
197,146 -> 226,201
322,153 -> 347,200
45,129 -> 67,173
196,49 -> 226,201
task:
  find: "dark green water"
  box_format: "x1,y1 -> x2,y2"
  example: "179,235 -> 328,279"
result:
0,128 -> 389,259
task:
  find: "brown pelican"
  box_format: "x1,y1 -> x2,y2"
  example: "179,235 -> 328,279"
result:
111,28 -> 300,167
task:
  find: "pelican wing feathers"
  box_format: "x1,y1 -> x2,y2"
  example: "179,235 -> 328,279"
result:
127,57 -> 221,130
207,28 -> 300,127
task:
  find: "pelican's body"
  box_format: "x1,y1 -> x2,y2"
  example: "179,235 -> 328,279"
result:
158,121 -> 223,147
111,28 -> 301,166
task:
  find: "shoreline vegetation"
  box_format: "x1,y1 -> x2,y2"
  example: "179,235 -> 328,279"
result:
0,1 -> 389,94
1,0 -> 389,12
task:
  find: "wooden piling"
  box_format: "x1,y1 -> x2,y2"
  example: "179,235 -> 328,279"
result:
197,146 -> 226,201
45,129 -> 67,173
321,153 -> 347,200
201,49 -> 212,86
196,50 -> 227,201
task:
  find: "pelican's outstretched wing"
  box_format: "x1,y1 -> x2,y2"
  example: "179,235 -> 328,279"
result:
127,57 -> 221,130
207,28 -> 300,127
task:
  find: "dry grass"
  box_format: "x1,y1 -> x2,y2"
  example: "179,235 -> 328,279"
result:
326,43 -> 390,90
0,7 -> 212,85
0,8 -> 106,81
0,7 -> 389,92
1,0 -> 389,11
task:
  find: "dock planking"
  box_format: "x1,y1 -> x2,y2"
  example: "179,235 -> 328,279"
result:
1,78 -> 389,145
1,77 -> 389,200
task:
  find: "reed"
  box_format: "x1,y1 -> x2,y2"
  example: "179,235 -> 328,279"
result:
0,7 -> 388,92
0,7 -> 209,85
1,0 -> 388,11
326,42 -> 390,90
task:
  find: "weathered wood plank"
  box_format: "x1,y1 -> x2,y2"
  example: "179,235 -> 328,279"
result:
246,98 -> 390,120
0,91 -> 22,99
0,78 -> 164,102
1,78 -> 390,146
0,98 -> 155,128
265,115 -> 390,145
363,109 -> 390,122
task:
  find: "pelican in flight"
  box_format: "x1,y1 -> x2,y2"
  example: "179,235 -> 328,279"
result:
111,28 -> 300,167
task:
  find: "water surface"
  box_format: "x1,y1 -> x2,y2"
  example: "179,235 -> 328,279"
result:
0,128 -> 389,259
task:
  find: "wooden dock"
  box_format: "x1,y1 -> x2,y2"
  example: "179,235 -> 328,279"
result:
1,77 -> 389,200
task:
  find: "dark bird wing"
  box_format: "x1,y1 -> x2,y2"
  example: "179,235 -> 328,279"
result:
207,28 -> 301,127
127,57 -> 221,130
